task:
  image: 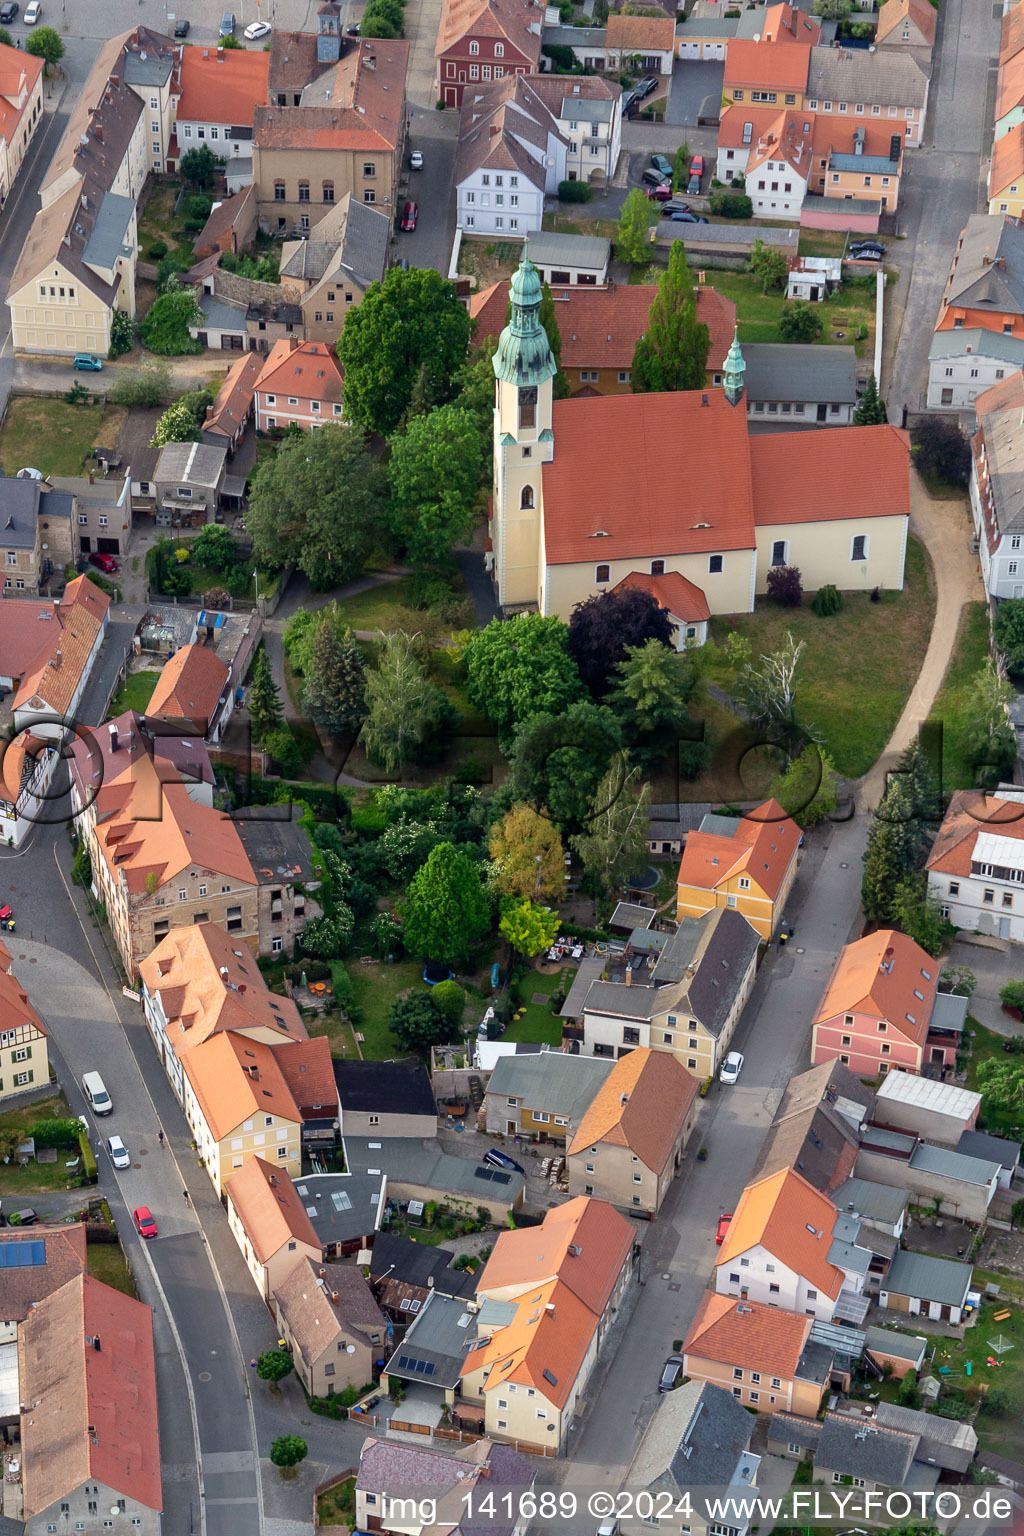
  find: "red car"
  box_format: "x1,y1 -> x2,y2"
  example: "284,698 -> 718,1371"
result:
646,182 -> 674,201
133,1205 -> 158,1239
716,1213 -> 733,1246
0,905 -> 13,932
401,200 -> 418,232
89,552 -> 119,574
690,154 -> 705,178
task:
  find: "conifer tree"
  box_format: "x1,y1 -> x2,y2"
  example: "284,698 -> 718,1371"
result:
302,621 -> 365,738
631,242 -> 710,394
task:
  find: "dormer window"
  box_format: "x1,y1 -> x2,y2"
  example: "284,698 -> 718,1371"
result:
469,39 -> 479,52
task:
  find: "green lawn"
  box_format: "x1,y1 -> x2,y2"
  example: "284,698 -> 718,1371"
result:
926,601 -> 989,795
505,966 -> 568,1047
702,271 -> 875,356
107,671 -> 160,719
331,577 -> 416,631
144,540 -> 279,604
344,958 -> 424,1059
922,1298 -> 1024,1461
86,1241 -> 137,1297
0,397 -> 120,478
705,536 -> 935,779
797,229 -> 849,258
0,1088 -> 80,1198
964,1019 -> 1024,1136
318,1478 -> 356,1528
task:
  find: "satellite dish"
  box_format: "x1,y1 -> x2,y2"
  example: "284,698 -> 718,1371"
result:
346,1343 -> 356,1353
110,1508 -> 122,1517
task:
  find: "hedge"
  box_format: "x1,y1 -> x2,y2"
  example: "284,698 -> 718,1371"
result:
79,1132 -> 98,1184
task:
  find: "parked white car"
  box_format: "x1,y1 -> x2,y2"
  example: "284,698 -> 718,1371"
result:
106,1134 -> 131,1169
24,1 -> 40,23
243,18 -> 270,38
720,1051 -> 744,1085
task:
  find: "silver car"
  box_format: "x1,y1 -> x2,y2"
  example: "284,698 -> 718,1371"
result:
106,1134 -> 131,1169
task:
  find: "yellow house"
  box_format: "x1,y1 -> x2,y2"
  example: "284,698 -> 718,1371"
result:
488,262 -> 913,626
181,1031 -> 303,1195
0,938 -> 49,1103
989,121 -> 1024,217
676,798 -> 801,941
682,1293 -> 829,1417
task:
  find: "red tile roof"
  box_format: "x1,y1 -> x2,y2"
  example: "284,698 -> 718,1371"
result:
746,108 -> 815,177
436,0 -> 543,60
683,1292 -> 812,1379
477,1196 -> 634,1315
13,574 -> 109,717
174,44 -> 270,127
204,348 -> 262,440
990,120 -> 1024,198
717,1167 -> 844,1298
812,928 -> 938,1048
566,1046 -> 698,1170
225,1154 -> 321,1263
927,788 -> 1024,879
276,1036 -> 338,1116
750,425 -> 911,524
875,0 -> 936,47
256,339 -> 345,403
759,4 -> 821,43
147,642 -> 229,728
613,569 -> 710,622
1002,2 -> 1024,66
0,940 -> 47,1038
677,797 -> 800,901
997,48 -> 1024,121
542,390 -> 756,565
605,13 -> 675,51
718,104 -> 785,148
469,280 -> 736,372
724,37 -> 811,91
19,1273 -> 162,1518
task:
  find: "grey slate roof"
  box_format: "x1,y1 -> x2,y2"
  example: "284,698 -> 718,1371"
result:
542,24 -> 607,46
676,15 -> 740,35
368,1232 -> 477,1296
0,478 -> 73,548
833,1177 -> 907,1225
154,440 -> 227,488
751,1060 -> 873,1193
647,801 -> 713,840
559,95 -> 613,121
334,1059 -> 436,1118
815,1412 -> 917,1487
742,342 -> 857,405
875,1400 -> 977,1471
486,1050 -> 613,1117
957,1128 -> 1021,1170
931,989 -> 969,1034
830,152 -> 900,173
928,328 -> 1024,363
525,231 -> 611,270
769,1412 -> 822,1450
344,1136 -> 526,1205
947,214 -> 1024,313
864,1325 -> 927,1366
199,291 -> 247,334
910,1141 -> 1000,1187
795,1339 -> 834,1385
123,44 -> 173,85
675,225 -> 801,249
610,901 -> 657,932
630,1379 -> 759,1494
82,192 -> 136,271
383,1289 -> 479,1388
292,1172 -> 386,1246
806,44 -> 930,106
883,1249 -> 973,1307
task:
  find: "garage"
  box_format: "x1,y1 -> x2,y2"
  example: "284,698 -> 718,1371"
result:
678,38 -> 700,57
704,40 -> 726,58
97,537 -> 120,555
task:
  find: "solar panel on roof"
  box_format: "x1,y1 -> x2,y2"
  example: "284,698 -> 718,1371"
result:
423,1361 -> 435,1377
543,1368 -> 558,1386
490,1170 -> 511,1185
0,1240 -> 45,1268
474,1167 -> 494,1181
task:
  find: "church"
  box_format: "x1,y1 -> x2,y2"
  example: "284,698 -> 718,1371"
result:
487,258 -> 912,644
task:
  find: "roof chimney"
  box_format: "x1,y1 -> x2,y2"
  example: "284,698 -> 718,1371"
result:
108,723 -> 119,752
94,122 -> 103,142
331,1290 -> 339,1304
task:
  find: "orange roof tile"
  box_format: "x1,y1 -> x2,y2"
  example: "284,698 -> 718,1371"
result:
746,108 -> 815,177
718,104 -> 786,148
477,1196 -> 634,1314
759,3 -> 821,43
138,921 -> 305,1060
997,49 -> 1024,121
605,13 -> 675,51
19,1274 -> 162,1519
13,575 -> 109,717
469,280 -> 735,372
990,120 -> 1024,198
183,1030 -> 302,1142
926,788 -> 1024,877
613,569 -> 711,622
0,1224 -> 87,1323
436,0 -> 543,60
0,942 -> 47,1037
683,1292 -> 812,1379
1003,2 -> 1024,66
567,1046 -> 698,1171
174,44 -> 269,126
542,390 -> 756,566
810,115 -> 908,161
255,338 -> 345,403
724,37 -> 811,91
716,1167 -> 844,1298
750,426 -> 910,524
0,592 -> 63,681
94,776 -> 255,896
276,1036 -> 337,1115
812,928 -> 938,1047
875,0 -> 936,46
677,797 -> 800,902
205,348 -> 262,440
462,1276 -> 597,1408
225,1154 -> 321,1263
147,643 -> 229,728
0,46 -> 41,145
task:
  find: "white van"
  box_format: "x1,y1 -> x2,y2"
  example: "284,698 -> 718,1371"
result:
82,1071 -> 113,1116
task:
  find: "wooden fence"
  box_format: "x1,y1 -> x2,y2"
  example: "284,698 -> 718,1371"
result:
387,1420 -> 555,1456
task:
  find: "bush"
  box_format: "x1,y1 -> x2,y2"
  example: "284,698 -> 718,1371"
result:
264,726 -> 314,778
139,282 -> 204,356
812,583 -> 842,617
558,179 -> 593,203
79,1132 -> 98,1184
766,565 -> 803,607
108,308 -> 135,358
110,363 -> 170,407
29,1117 -> 81,1150
778,301 -> 822,343
1000,980 -> 1024,1013
147,241 -> 168,260
911,416 -> 971,487
709,191 -> 753,218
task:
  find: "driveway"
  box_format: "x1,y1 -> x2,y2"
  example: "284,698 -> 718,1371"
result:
947,936 -> 1018,1037
663,59 -> 724,129
399,111 -> 459,277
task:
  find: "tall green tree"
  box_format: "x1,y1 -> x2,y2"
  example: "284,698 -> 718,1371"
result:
853,373 -> 888,425
270,1436 -> 308,1470
465,614 -> 584,743
453,338 -> 500,449
570,759 -> 652,896
25,25 -> 64,65
747,237 -> 788,293
389,992 -> 452,1051
631,243 -> 710,394
995,598 -> 1024,674
388,403 -> 483,567
961,659 -> 1018,784
180,144 -> 222,189
890,874 -> 948,957
770,743 -> 840,829
569,587 -> 673,698
538,282 -> 570,400
337,267 -> 472,436
401,843 -> 491,962
302,621 -> 365,738
248,649 -> 283,745
256,1350 -> 294,1387
488,804 -> 566,902
861,770 -> 931,924
504,702 -> 622,830
360,631 -> 458,773
616,187 -> 656,266
246,425 -> 387,588
609,638 -> 699,769
737,631 -> 805,750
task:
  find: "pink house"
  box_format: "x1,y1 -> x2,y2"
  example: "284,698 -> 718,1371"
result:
253,339 -> 345,433
810,930 -> 963,1080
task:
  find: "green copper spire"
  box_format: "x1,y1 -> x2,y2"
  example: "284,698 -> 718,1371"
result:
493,258 -> 558,388
723,327 -> 745,407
